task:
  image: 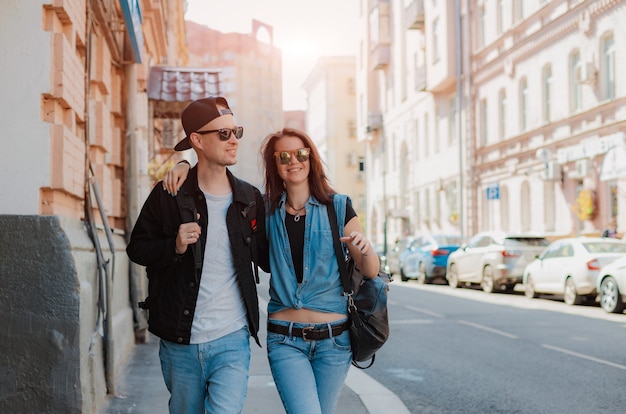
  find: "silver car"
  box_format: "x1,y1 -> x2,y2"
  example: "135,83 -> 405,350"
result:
446,231 -> 550,293
523,237 -> 626,305
596,254 -> 626,313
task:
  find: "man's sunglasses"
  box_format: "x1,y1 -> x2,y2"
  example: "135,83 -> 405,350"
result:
273,148 -> 310,165
195,126 -> 244,141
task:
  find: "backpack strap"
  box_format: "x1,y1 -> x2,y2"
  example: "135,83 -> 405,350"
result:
240,182 -> 260,284
326,197 -> 352,294
175,192 -> 202,275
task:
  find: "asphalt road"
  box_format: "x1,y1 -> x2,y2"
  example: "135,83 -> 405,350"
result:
362,280 -> 626,414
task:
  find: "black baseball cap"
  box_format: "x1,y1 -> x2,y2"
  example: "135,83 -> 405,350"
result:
175,96 -> 233,151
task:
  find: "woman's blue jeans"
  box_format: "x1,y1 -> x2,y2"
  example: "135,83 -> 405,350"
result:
266,318 -> 352,414
159,327 -> 251,414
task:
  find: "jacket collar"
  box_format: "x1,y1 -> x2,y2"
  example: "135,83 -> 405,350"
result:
180,166 -> 250,206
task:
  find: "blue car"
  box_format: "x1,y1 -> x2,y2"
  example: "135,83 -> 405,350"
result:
399,235 -> 465,283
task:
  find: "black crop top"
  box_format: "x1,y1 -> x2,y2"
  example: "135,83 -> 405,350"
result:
286,202 -> 357,283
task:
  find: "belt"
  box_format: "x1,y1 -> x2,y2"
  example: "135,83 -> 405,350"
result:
267,321 -> 350,341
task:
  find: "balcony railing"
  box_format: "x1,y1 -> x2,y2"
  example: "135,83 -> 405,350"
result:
404,0 -> 425,31
370,43 -> 390,70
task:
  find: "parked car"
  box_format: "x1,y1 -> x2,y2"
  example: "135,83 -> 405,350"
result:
446,231 -> 550,293
386,237 -> 416,277
398,235 -> 465,283
595,254 -> 626,313
523,237 -> 626,305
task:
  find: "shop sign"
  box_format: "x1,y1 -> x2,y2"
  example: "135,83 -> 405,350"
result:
486,183 -> 499,200
120,0 -> 143,63
600,145 -> 626,181
557,132 -> 624,164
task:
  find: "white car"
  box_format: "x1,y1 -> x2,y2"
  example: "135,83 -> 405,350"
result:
523,237 -> 626,305
596,255 -> 626,313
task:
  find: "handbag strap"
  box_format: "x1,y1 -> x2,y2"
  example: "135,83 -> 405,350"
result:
326,200 -> 353,294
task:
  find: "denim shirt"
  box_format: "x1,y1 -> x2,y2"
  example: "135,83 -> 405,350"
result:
267,193 -> 349,315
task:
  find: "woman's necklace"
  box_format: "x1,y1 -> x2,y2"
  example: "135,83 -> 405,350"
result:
286,199 -> 306,222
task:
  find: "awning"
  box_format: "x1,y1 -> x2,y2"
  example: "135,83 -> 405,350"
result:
148,66 -> 222,118
600,145 -> 626,181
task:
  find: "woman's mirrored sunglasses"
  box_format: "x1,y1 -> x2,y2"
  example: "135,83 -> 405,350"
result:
195,126 -> 244,141
273,148 -> 311,165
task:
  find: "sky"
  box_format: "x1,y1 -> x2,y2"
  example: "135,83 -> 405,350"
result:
184,0 -> 360,111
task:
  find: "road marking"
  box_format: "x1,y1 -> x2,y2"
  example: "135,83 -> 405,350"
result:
457,320 -> 519,339
391,319 -> 434,324
405,305 -> 445,318
541,344 -> 626,371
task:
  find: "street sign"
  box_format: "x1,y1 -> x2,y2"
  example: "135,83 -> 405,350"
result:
486,183 -> 499,200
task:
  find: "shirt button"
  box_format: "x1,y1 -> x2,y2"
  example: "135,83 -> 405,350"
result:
189,282 -> 195,288
177,337 -> 183,343
183,310 -> 190,315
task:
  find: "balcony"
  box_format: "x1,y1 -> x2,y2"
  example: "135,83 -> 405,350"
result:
415,64 -> 426,91
370,43 -> 390,70
404,0 -> 425,31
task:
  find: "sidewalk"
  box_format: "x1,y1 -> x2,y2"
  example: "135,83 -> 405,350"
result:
100,323 -> 369,414
100,281 -> 411,414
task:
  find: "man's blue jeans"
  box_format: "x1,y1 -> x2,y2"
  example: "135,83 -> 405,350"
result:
159,327 -> 251,414
266,318 -> 352,414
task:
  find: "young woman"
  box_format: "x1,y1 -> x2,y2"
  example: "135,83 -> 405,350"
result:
165,127 -> 380,414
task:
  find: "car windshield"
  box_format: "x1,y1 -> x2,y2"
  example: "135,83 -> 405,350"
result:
581,241 -> 626,254
504,237 -> 550,247
433,236 -> 464,245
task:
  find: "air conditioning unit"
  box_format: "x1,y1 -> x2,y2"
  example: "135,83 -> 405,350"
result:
569,159 -> 590,179
367,111 -> 383,132
543,161 -> 561,181
575,62 -> 596,84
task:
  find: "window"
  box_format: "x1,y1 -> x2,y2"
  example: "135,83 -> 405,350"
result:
415,119 -> 420,160
542,65 -> 552,123
434,106 -> 440,153
569,50 -> 582,112
424,113 -> 430,157
449,95 -> 457,145
479,6 -> 486,48
519,78 -> 528,132
514,0 -> 524,22
497,0 -> 504,34
432,18 -> 440,62
480,99 -> 488,146
498,89 -> 507,140
601,33 -> 615,100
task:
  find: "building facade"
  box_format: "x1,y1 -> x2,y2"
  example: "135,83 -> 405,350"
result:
303,56 -> 367,219
358,0 -> 626,253
185,20 -> 284,188
0,1 -> 187,412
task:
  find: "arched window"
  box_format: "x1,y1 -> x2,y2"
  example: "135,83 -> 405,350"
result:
521,181 -> 531,231
498,89 -> 507,140
519,78 -> 528,132
601,33 -> 615,100
569,50 -> 581,113
500,186 -> 509,231
542,65 -> 552,123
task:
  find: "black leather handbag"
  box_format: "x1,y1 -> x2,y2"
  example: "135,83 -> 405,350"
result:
327,201 -> 391,369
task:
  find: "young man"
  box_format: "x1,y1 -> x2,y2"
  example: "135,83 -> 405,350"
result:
126,97 -> 269,413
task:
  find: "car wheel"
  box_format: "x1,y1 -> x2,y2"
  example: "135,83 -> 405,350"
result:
599,277 -> 625,314
525,275 -> 538,299
563,277 -> 582,305
416,263 -> 427,284
400,267 -> 408,282
447,264 -> 460,288
481,266 -> 495,294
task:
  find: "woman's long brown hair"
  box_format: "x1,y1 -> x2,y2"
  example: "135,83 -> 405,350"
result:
260,128 -> 335,213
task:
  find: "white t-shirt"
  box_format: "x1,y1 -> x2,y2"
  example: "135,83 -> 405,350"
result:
190,192 -> 247,344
